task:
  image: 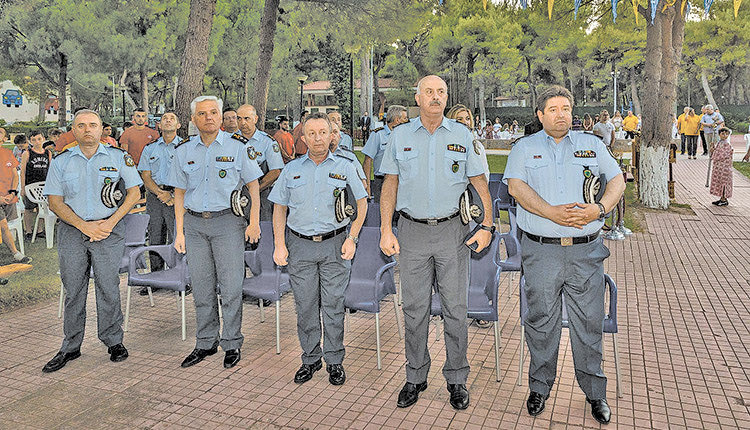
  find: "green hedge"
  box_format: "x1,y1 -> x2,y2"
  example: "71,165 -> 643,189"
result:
1,120 -> 60,136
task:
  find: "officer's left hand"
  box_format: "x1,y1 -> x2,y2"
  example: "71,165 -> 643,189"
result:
245,223 -> 260,244
341,238 -> 356,260
0,194 -> 12,204
465,228 -> 492,253
571,203 -> 600,225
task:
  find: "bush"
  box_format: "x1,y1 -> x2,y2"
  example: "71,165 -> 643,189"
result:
4,120 -> 59,136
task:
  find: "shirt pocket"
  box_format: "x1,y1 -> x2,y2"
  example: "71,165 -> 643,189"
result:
395,148 -> 419,179
286,177 -> 307,207
215,165 -> 239,186
97,171 -> 120,190
61,171 -> 80,195
443,150 -> 468,183
326,176 -> 348,209
184,163 -> 203,189
570,157 -> 600,177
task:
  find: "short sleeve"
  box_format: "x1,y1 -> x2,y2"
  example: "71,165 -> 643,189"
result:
378,132 -> 399,175
167,150 -> 188,189
119,153 -> 144,189
267,168 -> 289,205
346,163 -> 368,200
239,147 -> 263,184
137,145 -> 152,172
265,139 -> 285,171
502,141 -> 527,184
464,130 -> 486,178
595,140 -> 622,181
43,158 -> 64,196
361,132 -> 379,159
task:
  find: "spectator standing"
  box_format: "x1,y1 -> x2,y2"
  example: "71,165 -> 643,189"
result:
677,107 -> 690,154
13,134 -> 28,164
292,110 -> 308,156
611,111 -> 623,132
683,108 -> 701,159
592,110 -> 616,148
582,113 -> 594,131
571,115 -> 583,131
272,116 -> 296,164
119,107 -> 159,166
0,144 -> 31,264
700,104 -> 724,155
20,129 -> 52,240
622,110 -> 639,139
102,123 -> 118,147
709,127 -> 733,206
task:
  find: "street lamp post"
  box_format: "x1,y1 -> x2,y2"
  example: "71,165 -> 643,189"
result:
120,88 -> 126,126
298,75 -> 308,121
611,69 -> 619,115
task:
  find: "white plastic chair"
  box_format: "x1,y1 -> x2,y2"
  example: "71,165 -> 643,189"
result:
7,200 -> 25,255
25,181 -> 57,248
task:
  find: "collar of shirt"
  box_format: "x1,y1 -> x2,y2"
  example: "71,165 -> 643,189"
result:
413,116 -> 454,133
156,135 -> 181,146
542,129 -> 574,147
69,142 -> 109,159
192,132 -> 225,147
241,129 -> 261,142
300,151 -> 336,165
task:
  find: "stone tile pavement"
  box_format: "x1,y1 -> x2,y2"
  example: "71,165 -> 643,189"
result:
1,156 -> 749,429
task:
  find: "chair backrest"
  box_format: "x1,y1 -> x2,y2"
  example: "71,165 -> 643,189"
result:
363,201 -> 381,227
25,182 -> 47,205
495,180 -> 512,207
470,230 -> 500,289
488,173 -> 503,201
123,213 -> 150,247
350,226 -> 393,284
245,221 -> 275,275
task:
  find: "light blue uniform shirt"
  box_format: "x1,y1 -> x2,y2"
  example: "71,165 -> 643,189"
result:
239,130 -> 284,175
167,131 -> 263,212
268,152 -> 367,235
701,112 -> 724,134
44,144 -> 143,221
137,135 -> 182,185
338,133 -> 353,151
333,146 -> 366,180
503,130 -> 622,237
379,117 -> 485,219
361,125 -> 391,176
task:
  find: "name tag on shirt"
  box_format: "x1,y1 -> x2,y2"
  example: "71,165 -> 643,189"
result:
446,144 -> 466,153
574,150 -> 596,158
216,156 -> 234,162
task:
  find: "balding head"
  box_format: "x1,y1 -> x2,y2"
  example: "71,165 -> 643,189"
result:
415,75 -> 448,118
237,104 -> 259,137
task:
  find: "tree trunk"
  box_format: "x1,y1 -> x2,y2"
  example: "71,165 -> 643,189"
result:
466,53 -> 475,113
359,49 -> 370,117
252,0 -> 280,131
477,75 -> 486,127
629,68 -> 642,116
700,68 -> 716,108
638,3 -> 685,209
140,66 -> 149,113
243,62 -> 250,105
57,53 -> 67,127
37,85 -> 46,122
172,76 -> 178,109
174,0 -> 217,137
525,56 -> 536,109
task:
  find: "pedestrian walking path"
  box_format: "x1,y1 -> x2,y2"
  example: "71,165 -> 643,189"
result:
0,156 -> 749,429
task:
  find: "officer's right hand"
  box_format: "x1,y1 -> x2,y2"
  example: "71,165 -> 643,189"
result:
157,190 -> 172,204
549,203 -> 588,229
174,233 -> 186,254
81,220 -> 112,242
380,229 -> 400,256
273,245 -> 288,266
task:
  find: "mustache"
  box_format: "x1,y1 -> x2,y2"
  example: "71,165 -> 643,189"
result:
429,100 -> 442,106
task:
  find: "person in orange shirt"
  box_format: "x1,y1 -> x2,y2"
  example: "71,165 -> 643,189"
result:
118,107 -> 158,165
292,110 -> 308,156
272,116 -> 295,164
101,123 -> 118,147
0,147 -> 32,265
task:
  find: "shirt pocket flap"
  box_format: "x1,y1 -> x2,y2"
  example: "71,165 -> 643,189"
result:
524,157 -> 550,169
396,148 -> 419,161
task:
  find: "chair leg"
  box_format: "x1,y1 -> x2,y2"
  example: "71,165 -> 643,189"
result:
613,333 -> 622,398
375,313 -> 382,370
518,325 -> 524,386
494,321 -> 501,382
392,297 -> 403,339
124,286 -> 132,332
31,214 -> 40,243
44,216 -> 55,249
58,284 -> 65,318
181,291 -> 186,341
508,272 -> 514,299
259,298 -> 265,322
147,287 -> 154,307
397,282 -> 402,306
275,300 -> 281,354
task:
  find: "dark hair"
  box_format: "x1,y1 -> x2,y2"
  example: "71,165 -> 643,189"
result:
536,85 -> 574,113
48,128 -> 62,137
300,110 -> 308,120
133,107 -> 146,113
277,116 -> 288,123
43,140 -> 55,149
103,122 -> 111,128
123,121 -> 133,128
718,127 -> 730,134
29,129 -> 45,138
222,106 -> 235,114
14,134 -> 27,145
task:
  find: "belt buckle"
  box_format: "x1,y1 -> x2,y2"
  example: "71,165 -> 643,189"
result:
201,211 -> 211,219
312,235 -> 323,242
561,237 -> 573,246
427,219 -> 438,226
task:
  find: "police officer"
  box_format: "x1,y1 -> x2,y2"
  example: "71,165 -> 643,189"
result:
169,96 -> 263,369
504,85 -> 625,424
42,109 -> 143,373
330,121 -> 367,191
235,104 -> 284,221
379,76 -> 493,410
137,111 -> 181,281
269,112 -> 367,386
327,111 -> 353,151
362,105 -> 408,200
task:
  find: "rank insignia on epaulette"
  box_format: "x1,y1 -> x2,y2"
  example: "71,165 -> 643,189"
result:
99,166 -> 117,172
124,154 -> 135,167
231,133 -> 248,144
447,144 -> 466,153
247,147 -> 257,160
218,169 -> 227,178
272,143 -> 280,153
329,172 -> 346,181
216,156 -> 234,162
574,150 -> 596,158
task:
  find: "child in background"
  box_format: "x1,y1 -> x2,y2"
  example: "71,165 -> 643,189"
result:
13,134 -> 28,164
710,127 -> 733,207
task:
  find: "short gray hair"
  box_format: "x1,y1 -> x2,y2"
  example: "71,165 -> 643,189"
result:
415,75 -> 446,95
385,105 -> 407,124
704,104 -> 713,110
72,109 -> 102,124
190,96 -> 223,115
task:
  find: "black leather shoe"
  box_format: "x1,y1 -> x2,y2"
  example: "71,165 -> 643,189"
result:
293,359 -> 322,384
527,391 -> 549,416
447,384 -> 470,410
587,398 -> 611,424
223,349 -> 241,368
397,381 -> 427,408
42,350 -> 81,373
181,345 -> 218,368
326,364 -> 346,385
108,344 -> 128,362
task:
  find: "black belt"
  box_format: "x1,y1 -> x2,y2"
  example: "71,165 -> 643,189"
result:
374,175 -> 385,179
398,211 -> 459,226
288,227 -> 347,242
523,230 -> 600,246
185,208 -> 233,219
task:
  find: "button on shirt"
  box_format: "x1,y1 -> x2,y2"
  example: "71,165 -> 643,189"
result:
503,130 -> 622,238
44,144 -> 143,220
167,131 -> 263,212
361,125 -> 391,176
241,130 -> 284,175
337,133 -> 353,151
379,117 -> 485,219
137,136 -> 182,186
268,152 -> 367,236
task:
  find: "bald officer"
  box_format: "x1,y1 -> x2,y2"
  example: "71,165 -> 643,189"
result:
505,85 -> 625,424
270,112 -> 367,386
379,75 -> 493,410
362,105 -> 408,200
42,109 -> 142,373
235,104 -> 284,221
169,96 -> 262,369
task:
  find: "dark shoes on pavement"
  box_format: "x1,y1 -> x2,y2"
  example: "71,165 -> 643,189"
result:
588,398 -> 611,424
397,381 -> 427,408
326,364 -> 346,385
181,345 -> 218,368
294,359 -> 322,384
223,349 -> 241,368
527,391 -> 549,416
108,344 -> 128,362
42,350 -> 81,373
447,384 -> 470,410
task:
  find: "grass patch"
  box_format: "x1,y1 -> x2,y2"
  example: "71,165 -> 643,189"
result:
0,237 -> 61,314
733,161 -> 750,180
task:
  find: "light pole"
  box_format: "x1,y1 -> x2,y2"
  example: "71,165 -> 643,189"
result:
298,75 -> 307,121
610,69 -> 620,115
120,88 -> 126,126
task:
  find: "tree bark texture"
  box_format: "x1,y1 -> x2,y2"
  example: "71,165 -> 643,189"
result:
57,53 -> 67,127
252,0 -> 280,131
466,53 -> 475,113
37,85 -> 46,122
700,69 -> 717,108
140,66 -> 149,113
629,68 -> 642,116
175,0 -> 217,137
477,75 -> 486,127
638,2 -> 684,209
359,49 -> 370,117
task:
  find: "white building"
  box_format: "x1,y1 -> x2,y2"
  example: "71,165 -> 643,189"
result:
0,80 -> 69,124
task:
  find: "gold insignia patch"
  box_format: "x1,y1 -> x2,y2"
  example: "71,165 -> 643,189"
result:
124,154 -> 135,167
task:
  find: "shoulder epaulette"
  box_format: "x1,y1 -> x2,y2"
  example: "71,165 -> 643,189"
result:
108,145 -> 126,152
53,149 -> 69,159
510,135 -> 533,145
231,132 -> 249,144
372,127 -> 384,133
334,151 -> 356,162
452,119 -> 471,131
174,137 -> 190,149
392,121 -> 407,130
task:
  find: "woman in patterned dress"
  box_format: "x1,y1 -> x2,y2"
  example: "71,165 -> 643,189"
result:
710,127 -> 733,206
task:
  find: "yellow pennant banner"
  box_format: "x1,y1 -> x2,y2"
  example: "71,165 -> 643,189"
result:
633,0 -> 639,24
662,0 -> 676,12
548,0 -> 554,19
681,0 -> 688,14
735,0 -> 742,17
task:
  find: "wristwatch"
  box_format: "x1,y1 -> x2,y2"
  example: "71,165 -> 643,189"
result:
478,224 -> 496,234
596,203 -> 606,220
347,234 -> 358,244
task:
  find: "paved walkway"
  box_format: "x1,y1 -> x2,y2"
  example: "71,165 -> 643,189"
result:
1,157 -> 749,429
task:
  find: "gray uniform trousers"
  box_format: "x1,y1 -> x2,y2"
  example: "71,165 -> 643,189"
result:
184,212 -> 246,351
521,234 -> 609,399
259,187 -> 273,222
398,216 -> 470,384
146,191 -> 175,270
58,220 -> 125,353
371,176 -> 384,202
286,230 -> 350,365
